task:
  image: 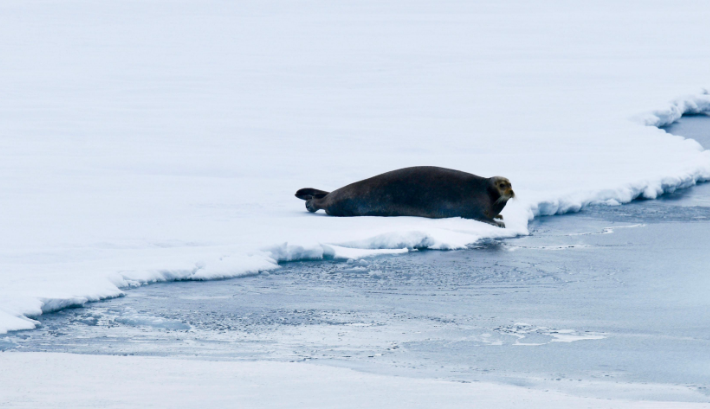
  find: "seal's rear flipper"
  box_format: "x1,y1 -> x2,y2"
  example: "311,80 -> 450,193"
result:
305,200 -> 319,213
296,188 -> 330,213
295,188 -> 329,200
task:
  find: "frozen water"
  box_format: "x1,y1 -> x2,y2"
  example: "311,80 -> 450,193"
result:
4,115 -> 710,402
3,353 -> 706,409
6,216 -> 710,393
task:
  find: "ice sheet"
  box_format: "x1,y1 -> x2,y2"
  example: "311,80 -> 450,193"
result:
1,0 -> 710,333
1,352 -> 708,409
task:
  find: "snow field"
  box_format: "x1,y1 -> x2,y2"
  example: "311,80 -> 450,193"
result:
1,0 -> 710,332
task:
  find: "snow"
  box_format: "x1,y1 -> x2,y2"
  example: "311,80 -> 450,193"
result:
1,0 -> 710,334
1,352 -> 708,409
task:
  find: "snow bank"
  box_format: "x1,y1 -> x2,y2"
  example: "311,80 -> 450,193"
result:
640,93 -> 710,128
2,0 -> 710,333
1,353 -> 708,408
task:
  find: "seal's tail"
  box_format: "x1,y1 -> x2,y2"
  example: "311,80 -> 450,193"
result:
295,188 -> 330,213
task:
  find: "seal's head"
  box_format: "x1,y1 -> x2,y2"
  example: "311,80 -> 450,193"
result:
489,176 -> 515,203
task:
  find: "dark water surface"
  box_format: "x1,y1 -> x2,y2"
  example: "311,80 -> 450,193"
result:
3,115 -> 710,398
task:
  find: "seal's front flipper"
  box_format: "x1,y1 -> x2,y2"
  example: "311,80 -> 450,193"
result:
482,218 -> 505,228
295,188 -> 329,200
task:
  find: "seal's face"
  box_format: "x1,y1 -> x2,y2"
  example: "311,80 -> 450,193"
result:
490,176 -> 515,201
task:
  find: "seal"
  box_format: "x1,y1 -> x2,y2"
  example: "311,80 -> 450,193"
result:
295,166 -> 515,227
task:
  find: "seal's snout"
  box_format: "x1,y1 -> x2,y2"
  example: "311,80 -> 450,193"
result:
491,176 -> 514,201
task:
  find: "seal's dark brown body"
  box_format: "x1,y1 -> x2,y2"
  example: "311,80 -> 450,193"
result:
295,166 -> 514,227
